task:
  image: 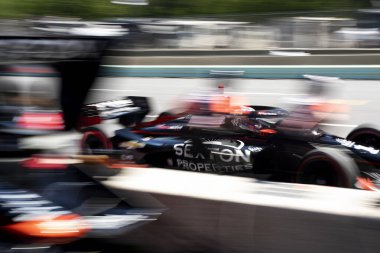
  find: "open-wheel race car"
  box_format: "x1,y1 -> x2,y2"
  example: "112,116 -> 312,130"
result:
78,95 -> 380,191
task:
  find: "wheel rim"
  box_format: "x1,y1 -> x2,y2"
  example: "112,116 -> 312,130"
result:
81,131 -> 111,154
307,168 -> 336,186
299,159 -> 341,187
84,136 -> 105,154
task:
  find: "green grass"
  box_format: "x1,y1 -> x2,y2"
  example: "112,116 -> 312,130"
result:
0,0 -> 372,19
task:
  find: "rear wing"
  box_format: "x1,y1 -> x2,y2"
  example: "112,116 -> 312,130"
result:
80,96 -> 151,128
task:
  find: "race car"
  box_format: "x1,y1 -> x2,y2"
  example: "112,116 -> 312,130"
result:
78,95 -> 380,190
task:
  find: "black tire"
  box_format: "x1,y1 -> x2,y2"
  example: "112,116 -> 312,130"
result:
80,124 -> 122,154
347,124 -> 380,149
81,129 -> 111,155
158,111 -> 174,118
296,148 -> 360,188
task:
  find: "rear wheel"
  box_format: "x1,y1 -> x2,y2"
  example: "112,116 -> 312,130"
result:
80,124 -> 123,155
81,130 -> 112,155
296,148 -> 359,188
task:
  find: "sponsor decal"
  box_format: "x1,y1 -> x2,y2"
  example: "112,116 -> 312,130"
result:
99,107 -> 140,118
119,141 -> 145,149
257,111 -> 277,116
157,125 -> 183,130
231,118 -> 242,127
336,138 -> 380,155
248,146 -> 263,152
121,154 -> 135,161
175,159 -> 252,172
173,139 -> 261,172
91,99 -> 134,109
89,99 -> 140,118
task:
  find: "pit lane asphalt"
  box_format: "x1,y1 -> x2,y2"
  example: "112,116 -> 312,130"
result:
89,77 -> 377,137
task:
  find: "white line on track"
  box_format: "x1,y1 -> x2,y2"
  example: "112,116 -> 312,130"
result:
226,91 -> 306,96
103,64 -> 380,68
90,88 -> 368,106
91,89 -> 137,92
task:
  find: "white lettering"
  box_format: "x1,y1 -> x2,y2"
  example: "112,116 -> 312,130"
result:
195,152 -> 205,159
174,144 -> 184,156
336,138 -> 355,148
354,144 -> 379,155
182,160 -> 189,170
189,162 -> 197,171
174,139 -> 255,163
336,138 -> 379,154
184,144 -> 193,158
175,159 -> 253,173
220,149 -> 234,162
235,149 -> 251,163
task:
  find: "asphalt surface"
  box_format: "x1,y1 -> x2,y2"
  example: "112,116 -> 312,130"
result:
88,77 -> 379,137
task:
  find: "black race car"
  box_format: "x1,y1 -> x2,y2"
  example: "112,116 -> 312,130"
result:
79,96 -> 380,190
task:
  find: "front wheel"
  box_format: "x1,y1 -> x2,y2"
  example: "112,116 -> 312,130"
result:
347,124 -> 380,149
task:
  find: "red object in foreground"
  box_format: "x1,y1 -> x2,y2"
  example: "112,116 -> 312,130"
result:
6,214 -> 89,238
22,156 -> 69,170
17,112 -> 64,130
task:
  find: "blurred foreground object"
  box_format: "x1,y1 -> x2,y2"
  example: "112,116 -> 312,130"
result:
0,29 -> 165,252
0,183 -> 89,251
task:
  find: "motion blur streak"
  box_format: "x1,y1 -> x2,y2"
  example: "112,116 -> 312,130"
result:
6,214 -> 88,238
278,75 -> 349,132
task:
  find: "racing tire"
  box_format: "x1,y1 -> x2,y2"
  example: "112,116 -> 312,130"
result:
296,148 -> 360,188
81,128 -> 113,155
81,124 -> 123,154
347,124 -> 380,149
158,111 -> 174,118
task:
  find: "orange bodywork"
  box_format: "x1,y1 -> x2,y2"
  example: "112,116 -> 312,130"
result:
210,94 -> 249,115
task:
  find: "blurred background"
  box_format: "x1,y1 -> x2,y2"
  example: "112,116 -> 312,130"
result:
0,0 -> 380,49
